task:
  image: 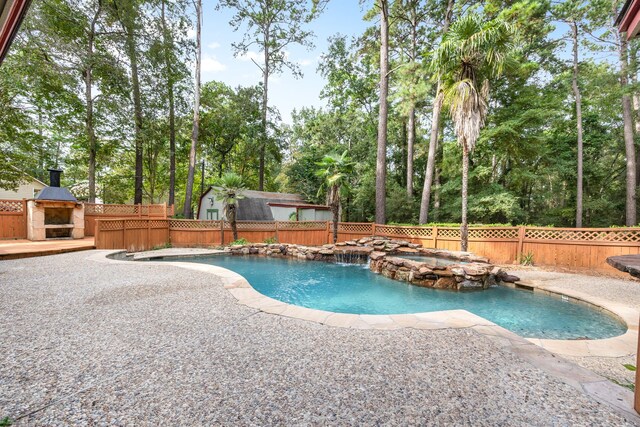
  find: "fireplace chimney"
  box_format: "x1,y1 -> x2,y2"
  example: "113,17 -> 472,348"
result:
36,168 -> 77,202
48,168 -> 62,188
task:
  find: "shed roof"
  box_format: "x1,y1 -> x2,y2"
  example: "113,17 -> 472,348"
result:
197,187 -> 307,221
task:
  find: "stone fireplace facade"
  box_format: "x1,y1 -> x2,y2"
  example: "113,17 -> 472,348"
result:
27,200 -> 84,241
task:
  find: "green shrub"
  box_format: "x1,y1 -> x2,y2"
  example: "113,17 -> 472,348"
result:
519,251 -> 534,266
264,236 -> 278,244
230,238 -> 249,246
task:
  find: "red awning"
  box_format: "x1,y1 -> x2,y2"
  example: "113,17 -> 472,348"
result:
0,0 -> 31,65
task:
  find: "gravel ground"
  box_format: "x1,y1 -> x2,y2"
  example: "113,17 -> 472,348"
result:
0,251 -> 637,426
510,268 -> 639,387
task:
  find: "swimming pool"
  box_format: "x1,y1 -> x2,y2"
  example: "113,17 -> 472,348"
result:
156,255 -> 627,340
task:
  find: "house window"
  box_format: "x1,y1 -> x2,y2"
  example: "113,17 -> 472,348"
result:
206,209 -> 219,220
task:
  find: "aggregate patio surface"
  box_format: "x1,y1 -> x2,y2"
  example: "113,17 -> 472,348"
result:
0,251 -> 638,425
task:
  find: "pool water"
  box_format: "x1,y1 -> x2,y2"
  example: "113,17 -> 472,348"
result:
158,255 -> 627,340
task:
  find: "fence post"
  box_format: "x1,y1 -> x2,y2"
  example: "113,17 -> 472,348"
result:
433,226 -> 438,249
372,223 -> 377,236
326,221 -> 331,243
275,221 -> 280,242
516,226 -> 525,263
147,218 -> 151,250
122,219 -> 127,251
220,219 -> 224,245
163,203 -> 167,218
22,199 -> 27,238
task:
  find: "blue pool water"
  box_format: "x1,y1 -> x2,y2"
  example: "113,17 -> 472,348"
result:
158,255 -> 627,339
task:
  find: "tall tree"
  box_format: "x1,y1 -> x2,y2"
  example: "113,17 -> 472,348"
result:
433,13 -> 514,250
419,0 -> 454,224
218,0 -> 326,191
183,0 -> 201,218
376,0 -> 390,224
112,0 -> 145,204
316,151 -> 355,243
619,32 -> 637,226
554,0 -> 587,227
571,20 -> 584,228
161,0 -> 177,207
213,172 -> 246,241
391,0 -> 430,198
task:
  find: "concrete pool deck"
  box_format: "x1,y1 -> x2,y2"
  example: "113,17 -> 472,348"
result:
0,249 -> 638,424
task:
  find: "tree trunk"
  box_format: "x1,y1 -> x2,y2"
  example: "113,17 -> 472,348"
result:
620,34 -> 637,226
419,91 -> 443,223
406,107 -> 415,197
461,143 -> 469,252
419,0 -> 454,224
122,12 -> 144,204
183,0 -> 201,218
375,0 -> 389,225
259,31 -> 270,191
332,186 -> 339,243
161,0 -> 176,207
406,4 -> 418,198
85,4 -> 101,203
571,21 -> 583,228
230,205 -> 238,241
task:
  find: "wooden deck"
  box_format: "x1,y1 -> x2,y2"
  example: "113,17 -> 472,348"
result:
0,237 -> 96,260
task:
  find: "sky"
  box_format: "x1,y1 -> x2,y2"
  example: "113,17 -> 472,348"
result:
198,2 -> 372,124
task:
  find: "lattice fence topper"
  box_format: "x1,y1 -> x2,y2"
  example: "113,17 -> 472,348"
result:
468,228 -> 519,240
98,220 -> 124,231
85,203 -> 167,216
337,223 -> 374,233
0,199 -> 24,213
524,228 -> 640,242
149,220 -> 170,228
169,219 -> 221,229
376,225 -> 433,238
437,228 -> 461,239
232,221 -> 277,230
277,221 -> 326,230
124,219 -> 152,229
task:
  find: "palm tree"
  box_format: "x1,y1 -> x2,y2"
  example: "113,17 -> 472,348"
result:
316,151 -> 355,243
212,172 -> 246,241
432,13 -> 515,251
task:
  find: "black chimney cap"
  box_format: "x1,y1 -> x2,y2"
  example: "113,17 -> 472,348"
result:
48,168 -> 62,188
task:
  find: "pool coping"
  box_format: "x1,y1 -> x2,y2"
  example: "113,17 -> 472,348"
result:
88,249 -> 640,422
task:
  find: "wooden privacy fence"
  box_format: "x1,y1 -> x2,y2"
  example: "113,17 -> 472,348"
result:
0,199 -> 27,239
84,203 -> 172,236
169,219 -> 328,247
94,219 -> 640,276
95,218 -> 170,252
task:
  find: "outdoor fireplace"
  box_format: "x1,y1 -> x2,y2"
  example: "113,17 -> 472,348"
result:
27,169 -> 85,241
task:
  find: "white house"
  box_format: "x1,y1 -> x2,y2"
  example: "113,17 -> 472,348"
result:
197,187 -> 331,221
0,173 -> 47,200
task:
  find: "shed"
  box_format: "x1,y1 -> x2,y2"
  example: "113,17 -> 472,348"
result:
197,188 -> 330,221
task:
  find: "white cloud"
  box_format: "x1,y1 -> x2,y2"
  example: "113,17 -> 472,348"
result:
238,51 -> 262,63
187,28 -> 196,39
201,54 -> 227,72
207,42 -> 220,49
298,58 -> 314,67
